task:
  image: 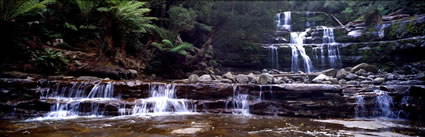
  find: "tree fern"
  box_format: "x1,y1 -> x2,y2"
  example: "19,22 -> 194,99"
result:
74,0 -> 98,17
151,39 -> 194,56
0,0 -> 55,22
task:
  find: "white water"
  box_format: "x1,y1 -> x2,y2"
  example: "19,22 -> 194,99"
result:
276,11 -> 291,31
226,85 -> 250,116
34,82 -> 116,120
130,84 -> 196,116
290,31 -> 314,73
322,27 -> 342,68
268,45 -> 279,69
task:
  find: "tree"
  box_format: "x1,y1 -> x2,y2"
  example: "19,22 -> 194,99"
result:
0,0 -> 55,22
97,0 -> 157,58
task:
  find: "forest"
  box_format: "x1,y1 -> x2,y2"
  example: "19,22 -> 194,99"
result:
1,0 -> 425,136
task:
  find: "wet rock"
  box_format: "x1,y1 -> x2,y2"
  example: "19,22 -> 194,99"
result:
386,74 -> 395,80
321,69 -> 337,77
258,73 -> 273,84
360,80 -> 372,84
400,80 -> 425,85
262,69 -> 268,73
329,78 -> 338,84
336,69 -> 348,79
223,72 -> 234,81
355,69 -> 367,76
76,76 -> 102,81
235,74 -> 249,84
351,63 -> 378,73
416,73 -> 425,80
220,79 -> 232,83
346,80 -> 360,85
339,79 -> 347,84
322,81 -> 333,84
171,128 -> 204,134
247,73 -> 257,84
199,75 -> 212,81
188,74 -> 199,82
312,74 -> 332,83
372,78 -> 385,85
384,80 -> 401,85
273,77 -> 284,84
345,73 -> 358,80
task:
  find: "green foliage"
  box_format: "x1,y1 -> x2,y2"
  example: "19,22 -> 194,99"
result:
0,0 -> 55,22
31,49 -> 68,74
152,39 -> 194,56
97,0 -> 157,33
73,0 -> 98,17
168,5 -> 197,32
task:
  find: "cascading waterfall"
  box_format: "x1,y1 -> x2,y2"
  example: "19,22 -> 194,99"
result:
322,27 -> 342,68
276,11 -> 291,31
373,90 -> 396,118
290,31 -> 314,73
354,95 -> 366,118
268,45 -> 279,69
130,84 -> 196,115
37,82 -> 116,120
226,85 -> 250,116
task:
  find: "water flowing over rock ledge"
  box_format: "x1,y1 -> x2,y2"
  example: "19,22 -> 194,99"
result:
1,77 -> 424,120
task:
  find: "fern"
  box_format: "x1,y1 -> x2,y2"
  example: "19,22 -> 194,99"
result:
74,0 -> 98,17
151,39 -> 194,56
97,0 -> 157,33
0,0 -> 55,22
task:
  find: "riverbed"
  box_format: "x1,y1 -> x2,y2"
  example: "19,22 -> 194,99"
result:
1,114 -> 424,137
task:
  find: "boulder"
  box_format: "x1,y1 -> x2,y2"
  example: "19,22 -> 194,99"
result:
188,74 -> 199,82
360,80 -> 372,84
345,73 -> 358,80
312,74 -> 332,83
247,73 -> 257,83
346,80 -> 360,85
235,74 -> 249,84
223,72 -> 234,81
351,63 -> 378,73
372,78 -> 385,85
386,73 -> 395,80
336,69 -> 348,79
321,69 -> 337,77
339,79 -> 347,84
354,69 -> 366,76
273,77 -> 284,84
258,73 -> 273,84
199,75 -> 212,81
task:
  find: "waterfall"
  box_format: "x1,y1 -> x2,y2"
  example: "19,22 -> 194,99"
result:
130,84 -> 195,115
322,27 -> 342,68
373,90 -> 396,118
354,95 -> 366,118
276,11 -> 291,31
35,82 -> 116,120
226,85 -> 250,116
268,45 -> 279,69
290,31 -> 314,73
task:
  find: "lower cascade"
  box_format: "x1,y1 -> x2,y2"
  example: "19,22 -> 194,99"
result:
227,85 -> 250,116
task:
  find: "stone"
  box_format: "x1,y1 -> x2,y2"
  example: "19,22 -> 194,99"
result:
336,69 -> 348,79
321,69 -> 337,77
360,80 -> 372,84
235,74 -> 249,84
345,73 -> 358,80
346,80 -> 360,85
262,69 -> 268,73
258,73 -> 273,84
223,72 -> 234,80
312,74 -> 332,83
220,79 -> 232,83
273,77 -> 284,84
188,74 -> 199,82
351,63 -> 378,74
171,128 -> 204,134
355,69 -> 366,76
199,75 -> 212,81
76,76 -> 101,81
386,73 -> 395,80
416,72 -> 425,80
329,78 -> 338,84
339,79 -> 347,84
321,81 -> 332,84
247,73 -> 257,83
400,80 -> 425,85
372,78 -> 385,85
128,69 -> 138,75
